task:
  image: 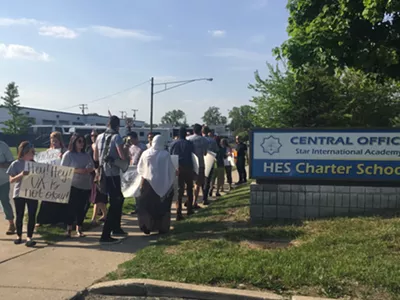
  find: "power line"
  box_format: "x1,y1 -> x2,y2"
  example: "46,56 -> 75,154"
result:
61,79 -> 150,111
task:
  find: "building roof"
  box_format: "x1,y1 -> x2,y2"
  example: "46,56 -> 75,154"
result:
19,106 -> 111,118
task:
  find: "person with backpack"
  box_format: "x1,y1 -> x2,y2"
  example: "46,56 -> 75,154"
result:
93,116 -> 127,244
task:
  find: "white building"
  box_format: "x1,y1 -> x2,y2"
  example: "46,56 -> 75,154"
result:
0,106 -> 145,130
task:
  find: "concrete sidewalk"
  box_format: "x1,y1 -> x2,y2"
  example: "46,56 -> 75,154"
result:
0,168 -> 247,300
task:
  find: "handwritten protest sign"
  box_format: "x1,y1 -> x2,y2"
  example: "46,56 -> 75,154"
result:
34,149 -> 62,165
20,162 -> 74,203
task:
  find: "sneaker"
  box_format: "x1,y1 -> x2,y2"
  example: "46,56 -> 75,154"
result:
112,229 -> 128,236
99,237 -> 121,245
203,200 -> 210,205
216,193 -> 221,197
6,223 -> 16,235
14,238 -> 22,245
25,240 -> 36,247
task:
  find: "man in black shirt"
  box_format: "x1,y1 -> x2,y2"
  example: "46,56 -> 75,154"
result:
170,127 -> 195,220
235,135 -> 248,184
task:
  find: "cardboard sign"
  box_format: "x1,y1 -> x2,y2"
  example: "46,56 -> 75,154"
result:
20,162 -> 74,203
34,149 -> 62,165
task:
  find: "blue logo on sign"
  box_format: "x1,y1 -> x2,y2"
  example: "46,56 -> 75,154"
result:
261,136 -> 282,155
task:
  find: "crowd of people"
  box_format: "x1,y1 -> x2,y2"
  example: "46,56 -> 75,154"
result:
0,115 -> 248,246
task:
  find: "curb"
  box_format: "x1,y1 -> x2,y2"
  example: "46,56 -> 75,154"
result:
86,278 -> 284,300
82,279 -> 339,300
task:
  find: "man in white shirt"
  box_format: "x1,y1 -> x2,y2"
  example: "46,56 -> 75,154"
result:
0,141 -> 15,235
146,132 -> 154,149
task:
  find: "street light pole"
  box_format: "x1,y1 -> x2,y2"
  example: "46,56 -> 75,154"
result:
150,77 -> 154,132
149,77 -> 213,132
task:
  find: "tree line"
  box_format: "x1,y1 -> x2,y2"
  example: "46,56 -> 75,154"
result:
161,105 -> 254,140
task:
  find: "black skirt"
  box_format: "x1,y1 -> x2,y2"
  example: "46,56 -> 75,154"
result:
137,180 -> 174,234
36,201 -> 67,225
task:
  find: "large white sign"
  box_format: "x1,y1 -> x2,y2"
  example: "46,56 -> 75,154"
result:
204,151 -> 216,178
253,131 -> 400,161
34,149 -> 62,165
20,162 -> 74,203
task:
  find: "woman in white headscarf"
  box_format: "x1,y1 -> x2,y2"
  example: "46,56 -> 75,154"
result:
136,135 -> 176,235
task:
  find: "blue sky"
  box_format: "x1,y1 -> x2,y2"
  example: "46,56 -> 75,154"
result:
0,0 -> 289,124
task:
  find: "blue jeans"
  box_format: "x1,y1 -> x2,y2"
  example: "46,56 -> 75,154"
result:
0,182 -> 14,220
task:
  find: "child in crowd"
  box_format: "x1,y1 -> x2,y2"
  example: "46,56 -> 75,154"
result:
7,141 -> 38,247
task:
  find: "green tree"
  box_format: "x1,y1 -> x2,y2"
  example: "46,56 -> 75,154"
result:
280,0 -> 400,79
202,106 -> 227,125
249,63 -> 400,128
160,109 -> 187,126
1,82 -> 31,134
228,105 -> 255,134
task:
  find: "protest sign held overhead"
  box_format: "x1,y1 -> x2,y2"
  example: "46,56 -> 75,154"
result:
20,162 -> 74,203
34,149 -> 62,165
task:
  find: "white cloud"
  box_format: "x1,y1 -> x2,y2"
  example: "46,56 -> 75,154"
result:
208,30 -> 226,38
0,17 -> 41,26
249,34 -> 266,44
208,48 -> 268,61
90,26 -> 161,41
0,43 -> 50,61
38,26 -> 78,39
0,17 -> 77,39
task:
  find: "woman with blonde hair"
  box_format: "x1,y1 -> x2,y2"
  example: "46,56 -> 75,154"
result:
36,131 -> 67,227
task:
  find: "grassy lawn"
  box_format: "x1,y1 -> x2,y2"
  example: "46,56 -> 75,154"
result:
36,197 -> 136,243
107,185 -> 400,300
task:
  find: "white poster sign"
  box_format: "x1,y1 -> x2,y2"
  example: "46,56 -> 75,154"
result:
34,149 -> 62,165
192,153 -> 199,175
204,151 -> 216,178
20,162 -> 74,203
121,166 -> 140,198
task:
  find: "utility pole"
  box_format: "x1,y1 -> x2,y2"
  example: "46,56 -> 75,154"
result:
150,77 -> 154,132
79,104 -> 88,115
132,109 -> 138,121
119,111 -> 126,119
132,109 -> 138,127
